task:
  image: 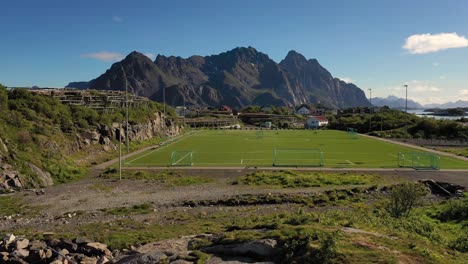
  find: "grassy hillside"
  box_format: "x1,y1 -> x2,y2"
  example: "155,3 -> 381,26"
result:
0,84 -> 171,187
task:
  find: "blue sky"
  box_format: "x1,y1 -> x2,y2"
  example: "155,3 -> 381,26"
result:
1,0 -> 468,104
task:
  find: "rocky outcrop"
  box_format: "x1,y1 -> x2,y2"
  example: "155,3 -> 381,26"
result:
74,112 -> 180,152
0,112 -> 181,193
0,137 -> 24,193
86,47 -> 371,109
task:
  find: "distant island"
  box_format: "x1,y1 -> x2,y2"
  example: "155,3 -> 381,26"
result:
423,108 -> 468,116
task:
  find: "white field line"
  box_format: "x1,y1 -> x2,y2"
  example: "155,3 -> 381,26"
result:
241,159 -> 243,165
389,154 -> 426,167
172,152 -> 192,165
125,131 -> 197,164
346,160 -> 355,165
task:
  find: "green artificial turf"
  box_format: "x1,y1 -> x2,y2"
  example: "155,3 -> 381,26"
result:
123,130 -> 468,169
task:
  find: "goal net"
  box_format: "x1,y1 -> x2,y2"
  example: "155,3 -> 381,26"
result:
273,148 -> 324,167
397,152 -> 440,170
347,127 -> 358,139
170,150 -> 193,166
256,130 -> 264,139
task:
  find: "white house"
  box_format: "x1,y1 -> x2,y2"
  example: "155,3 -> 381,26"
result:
296,106 -> 310,115
305,116 -> 328,128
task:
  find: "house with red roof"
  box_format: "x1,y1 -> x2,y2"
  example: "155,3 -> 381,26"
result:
305,116 -> 328,129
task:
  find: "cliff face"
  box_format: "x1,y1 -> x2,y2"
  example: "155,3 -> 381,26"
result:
0,113 -> 180,193
85,47 -> 371,109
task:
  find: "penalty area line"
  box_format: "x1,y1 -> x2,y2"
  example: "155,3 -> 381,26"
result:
172,152 -> 192,165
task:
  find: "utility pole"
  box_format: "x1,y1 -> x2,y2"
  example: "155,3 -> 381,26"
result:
404,84 -> 408,136
368,88 -> 372,132
120,64 -> 129,153
124,69 -> 129,153
119,123 -> 122,181
163,86 -> 166,136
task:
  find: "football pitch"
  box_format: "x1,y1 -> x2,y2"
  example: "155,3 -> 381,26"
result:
124,130 -> 468,169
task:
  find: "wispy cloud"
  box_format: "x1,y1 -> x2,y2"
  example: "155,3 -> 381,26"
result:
338,77 -> 353,83
432,62 -> 439,67
144,53 -> 156,60
112,16 -> 123,23
390,80 -> 440,93
81,51 -> 124,62
403,33 -> 468,54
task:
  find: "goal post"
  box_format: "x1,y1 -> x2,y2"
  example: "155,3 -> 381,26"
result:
170,150 -> 193,166
273,148 -> 324,167
397,152 -> 440,170
346,127 -> 358,139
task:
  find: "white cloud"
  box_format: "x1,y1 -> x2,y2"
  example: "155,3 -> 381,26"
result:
338,77 -> 353,83
458,89 -> 468,100
439,75 -> 447,80
390,80 -> 440,93
112,16 -> 123,23
432,62 -> 439,67
403,32 -> 468,54
144,53 -> 156,60
81,51 -> 124,62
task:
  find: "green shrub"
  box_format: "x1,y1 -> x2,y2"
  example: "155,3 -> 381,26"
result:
385,183 -> 427,218
449,233 -> 468,252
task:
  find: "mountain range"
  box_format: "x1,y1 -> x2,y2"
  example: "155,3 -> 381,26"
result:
372,95 -> 468,109
68,47 -> 371,109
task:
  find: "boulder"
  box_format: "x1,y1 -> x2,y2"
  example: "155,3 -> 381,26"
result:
74,237 -> 92,245
14,238 -> 29,250
202,239 -> 278,259
115,252 -> 168,264
28,163 -> 54,186
97,255 -> 110,264
79,256 -> 98,264
8,257 -> 29,264
82,242 -> 112,256
3,234 -> 16,245
12,248 -> 30,258
1,251 -> 9,262
29,240 -> 47,251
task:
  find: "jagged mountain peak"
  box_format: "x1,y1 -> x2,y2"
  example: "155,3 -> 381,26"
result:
284,50 -> 307,63
85,47 -> 371,108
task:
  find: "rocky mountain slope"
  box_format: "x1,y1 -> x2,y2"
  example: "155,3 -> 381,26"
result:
78,47 -> 370,109
372,95 -> 424,109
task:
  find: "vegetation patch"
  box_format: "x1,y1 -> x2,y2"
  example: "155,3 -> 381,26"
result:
183,186 -> 372,207
100,169 -> 213,186
102,203 -> 153,216
232,171 -> 377,188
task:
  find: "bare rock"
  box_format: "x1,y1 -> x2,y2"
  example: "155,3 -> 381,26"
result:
8,257 -> 29,264
82,242 -> 112,256
170,260 -> 193,264
29,240 -> 48,251
14,238 -> 29,250
1,251 -> 9,262
202,239 -> 278,259
74,237 -> 92,245
28,163 -> 54,186
3,234 -> 16,245
80,256 -> 98,264
115,251 -> 168,264
97,255 -> 110,264
12,248 -> 30,258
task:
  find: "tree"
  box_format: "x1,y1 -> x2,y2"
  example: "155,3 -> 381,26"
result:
0,83 -> 7,111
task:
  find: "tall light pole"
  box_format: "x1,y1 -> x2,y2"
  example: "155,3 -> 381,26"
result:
404,84 -> 408,136
119,123 -> 122,181
368,88 -> 372,132
120,64 -> 129,153
163,86 -> 166,136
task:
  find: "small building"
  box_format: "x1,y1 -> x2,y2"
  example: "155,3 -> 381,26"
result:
296,106 -> 310,115
310,108 -> 326,116
305,116 -> 329,129
265,121 -> 272,128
